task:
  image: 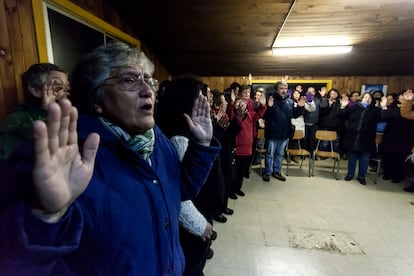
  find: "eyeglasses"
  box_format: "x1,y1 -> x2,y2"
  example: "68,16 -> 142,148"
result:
51,83 -> 71,93
46,78 -> 71,93
104,73 -> 159,92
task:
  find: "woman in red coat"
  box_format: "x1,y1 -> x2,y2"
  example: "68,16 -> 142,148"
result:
231,85 -> 266,197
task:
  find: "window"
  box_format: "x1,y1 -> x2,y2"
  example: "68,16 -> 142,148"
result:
32,0 -> 140,74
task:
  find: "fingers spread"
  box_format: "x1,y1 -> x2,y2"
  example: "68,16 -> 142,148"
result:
82,133 -> 100,168
191,96 -> 200,118
33,120 -> 50,168
46,102 -> 62,155
183,113 -> 194,129
198,95 -> 210,119
68,107 -> 78,145
58,101 -> 72,147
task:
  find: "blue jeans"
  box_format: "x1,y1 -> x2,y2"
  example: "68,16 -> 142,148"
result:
264,138 -> 289,176
347,150 -> 371,179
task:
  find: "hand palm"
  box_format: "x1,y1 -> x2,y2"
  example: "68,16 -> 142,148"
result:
268,96 -> 274,107
184,95 -> 213,145
33,100 -> 99,213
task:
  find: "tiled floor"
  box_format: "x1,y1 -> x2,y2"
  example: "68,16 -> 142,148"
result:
204,159 -> 414,276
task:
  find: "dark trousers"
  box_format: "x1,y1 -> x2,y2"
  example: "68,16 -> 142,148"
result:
305,124 -> 318,153
382,153 -> 406,180
347,150 -> 371,179
220,146 -> 235,210
180,228 -> 211,276
232,155 -> 251,194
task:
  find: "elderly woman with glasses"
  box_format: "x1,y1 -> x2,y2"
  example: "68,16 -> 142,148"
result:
0,42 -> 220,275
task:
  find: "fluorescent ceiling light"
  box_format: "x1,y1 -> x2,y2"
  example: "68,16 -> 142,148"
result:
273,37 -> 352,48
272,46 -> 352,56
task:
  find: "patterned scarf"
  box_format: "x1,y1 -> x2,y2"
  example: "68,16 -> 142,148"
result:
99,117 -> 155,165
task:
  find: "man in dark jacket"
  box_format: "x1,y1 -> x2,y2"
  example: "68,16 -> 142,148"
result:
262,81 -> 293,182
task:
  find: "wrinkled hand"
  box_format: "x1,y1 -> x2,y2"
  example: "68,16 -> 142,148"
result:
40,83 -> 58,110
200,223 -> 213,241
403,89 -> 413,100
298,97 -> 306,107
340,96 -> 350,108
213,104 -> 226,122
32,99 -> 99,221
319,87 -> 327,97
217,114 -> 230,129
235,100 -> 247,121
183,95 -> 213,146
231,90 -> 236,103
380,96 -> 388,109
268,96 -> 274,107
259,92 -> 267,106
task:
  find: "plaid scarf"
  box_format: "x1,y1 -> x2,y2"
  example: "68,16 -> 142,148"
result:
99,117 -> 155,165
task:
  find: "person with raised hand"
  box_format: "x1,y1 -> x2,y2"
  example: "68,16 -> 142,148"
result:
338,92 -> 382,185
0,63 -> 70,160
0,41 -> 220,275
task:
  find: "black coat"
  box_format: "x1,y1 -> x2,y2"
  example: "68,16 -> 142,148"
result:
382,101 -> 414,156
264,93 -> 293,140
338,103 -> 381,153
214,119 -> 242,200
319,100 -> 342,131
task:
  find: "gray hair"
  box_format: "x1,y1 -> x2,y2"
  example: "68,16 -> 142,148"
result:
22,63 -> 67,100
70,41 -> 154,113
274,81 -> 287,90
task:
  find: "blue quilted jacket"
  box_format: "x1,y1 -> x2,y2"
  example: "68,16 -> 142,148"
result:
0,114 -> 220,275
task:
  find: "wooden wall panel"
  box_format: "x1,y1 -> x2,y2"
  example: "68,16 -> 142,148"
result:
7,0 -> 38,105
18,0 -> 38,83
0,0 -> 8,119
0,0 -> 170,121
0,0 -> 19,118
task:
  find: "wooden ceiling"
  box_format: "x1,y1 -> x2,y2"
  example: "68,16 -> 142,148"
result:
112,0 -> 414,76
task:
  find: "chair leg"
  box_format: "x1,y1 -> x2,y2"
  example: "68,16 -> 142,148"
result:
286,153 -> 290,176
311,156 -> 315,176
335,159 -> 340,180
308,155 -> 311,177
332,159 -> 339,180
259,153 -> 263,176
374,160 -> 381,184
299,157 -> 304,169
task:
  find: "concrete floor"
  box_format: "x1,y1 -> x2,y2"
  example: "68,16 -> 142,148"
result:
204,159 -> 414,276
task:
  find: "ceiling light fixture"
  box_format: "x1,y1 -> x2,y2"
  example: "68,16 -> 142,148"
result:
271,0 -> 352,57
272,46 -> 353,56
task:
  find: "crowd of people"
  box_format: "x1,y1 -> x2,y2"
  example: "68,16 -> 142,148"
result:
252,83 -> 414,187
0,41 -> 413,275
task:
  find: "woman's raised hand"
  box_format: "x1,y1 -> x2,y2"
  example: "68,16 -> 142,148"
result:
184,95 -> 213,146
32,99 -> 99,222
340,96 -> 350,108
